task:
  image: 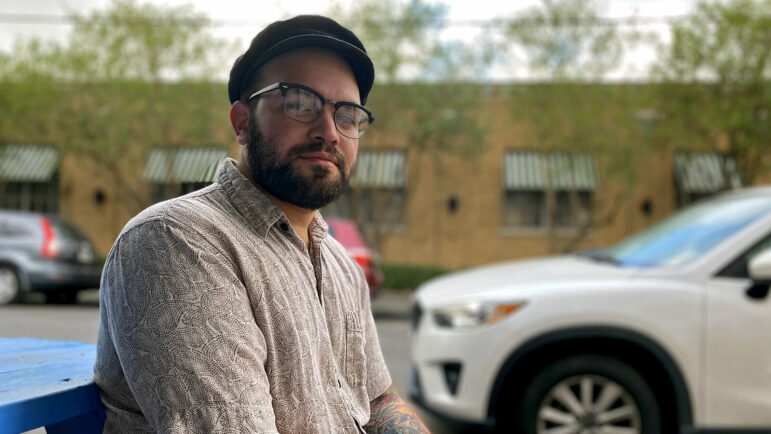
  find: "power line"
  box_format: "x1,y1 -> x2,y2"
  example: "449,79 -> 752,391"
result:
0,13 -> 694,28
0,13 -> 72,24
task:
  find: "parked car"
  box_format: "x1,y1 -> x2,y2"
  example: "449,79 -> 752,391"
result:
0,210 -> 102,305
326,218 -> 384,298
410,186 -> 771,434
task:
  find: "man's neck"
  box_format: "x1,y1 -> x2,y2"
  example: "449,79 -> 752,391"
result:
272,198 -> 316,245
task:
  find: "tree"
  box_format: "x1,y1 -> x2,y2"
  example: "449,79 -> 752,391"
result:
504,0 -> 626,80
328,0 -> 445,83
653,0 -> 770,185
0,0 -> 237,212
0,0 -> 234,82
501,0 -> 649,253
326,0 -> 495,249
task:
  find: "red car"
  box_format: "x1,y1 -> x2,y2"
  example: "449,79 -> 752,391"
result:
326,218 -> 384,298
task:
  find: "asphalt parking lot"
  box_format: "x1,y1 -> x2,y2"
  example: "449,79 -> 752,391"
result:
1,290 -> 463,433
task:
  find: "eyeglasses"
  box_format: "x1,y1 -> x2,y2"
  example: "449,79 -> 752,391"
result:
248,82 -> 375,139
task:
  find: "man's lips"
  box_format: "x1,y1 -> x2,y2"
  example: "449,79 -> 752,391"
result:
298,152 -> 339,166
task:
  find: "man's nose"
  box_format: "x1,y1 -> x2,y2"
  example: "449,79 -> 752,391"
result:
309,104 -> 340,144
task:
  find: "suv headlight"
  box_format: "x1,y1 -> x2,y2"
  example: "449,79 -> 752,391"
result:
432,301 -> 525,330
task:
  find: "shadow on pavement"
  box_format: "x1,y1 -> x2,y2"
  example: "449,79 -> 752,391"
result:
17,289 -> 100,307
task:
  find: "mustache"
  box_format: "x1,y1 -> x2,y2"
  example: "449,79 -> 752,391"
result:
287,142 -> 347,169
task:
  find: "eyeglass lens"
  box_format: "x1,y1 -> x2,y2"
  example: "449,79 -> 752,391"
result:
283,87 -> 370,138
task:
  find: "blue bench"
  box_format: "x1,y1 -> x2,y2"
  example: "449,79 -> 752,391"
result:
0,337 -> 105,434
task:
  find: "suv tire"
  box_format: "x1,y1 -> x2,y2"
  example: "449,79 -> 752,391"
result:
0,265 -> 21,305
514,354 -> 661,434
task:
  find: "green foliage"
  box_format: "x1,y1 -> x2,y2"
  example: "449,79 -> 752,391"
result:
69,0 -> 238,81
328,0 -> 492,156
653,0 -> 770,182
328,0 -> 448,82
657,0 -> 770,83
326,0 -> 493,248
0,79 -> 229,209
0,0 -> 237,82
0,0 -> 236,210
504,0 -> 627,80
368,83 -> 488,157
508,83 -> 654,176
504,83 -> 655,252
498,0 -> 653,249
501,0 -> 650,165
382,263 -> 450,290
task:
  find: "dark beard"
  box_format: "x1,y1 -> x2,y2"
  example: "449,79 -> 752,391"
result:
246,113 -> 349,210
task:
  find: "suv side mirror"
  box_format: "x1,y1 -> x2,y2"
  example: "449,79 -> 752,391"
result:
747,248 -> 771,300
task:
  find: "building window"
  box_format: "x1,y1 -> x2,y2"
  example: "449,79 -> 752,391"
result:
553,190 -> 593,227
143,147 -> 228,202
674,152 -> 741,207
503,191 -> 544,227
502,151 -> 597,230
1,181 -> 59,213
0,145 -> 60,213
324,150 -> 407,230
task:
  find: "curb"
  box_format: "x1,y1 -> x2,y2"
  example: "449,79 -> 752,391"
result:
371,291 -> 413,320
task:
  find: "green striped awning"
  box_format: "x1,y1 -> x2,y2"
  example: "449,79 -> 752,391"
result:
199,158 -> 226,183
503,151 -> 598,191
674,152 -> 742,194
143,148 -> 228,183
351,150 -> 406,188
0,145 -> 59,182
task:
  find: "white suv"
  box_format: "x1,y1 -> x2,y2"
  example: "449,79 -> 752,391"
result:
409,187 -> 771,434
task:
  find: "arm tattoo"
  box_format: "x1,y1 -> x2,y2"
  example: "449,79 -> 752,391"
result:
364,386 -> 430,433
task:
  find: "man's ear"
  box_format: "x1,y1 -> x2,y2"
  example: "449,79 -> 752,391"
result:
230,101 -> 250,146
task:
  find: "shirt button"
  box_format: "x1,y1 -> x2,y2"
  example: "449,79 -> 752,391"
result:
280,222 -> 289,231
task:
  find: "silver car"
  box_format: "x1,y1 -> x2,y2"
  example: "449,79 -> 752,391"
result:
0,210 -> 101,304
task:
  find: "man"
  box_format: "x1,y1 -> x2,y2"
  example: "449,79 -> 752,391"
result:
94,15 -> 429,433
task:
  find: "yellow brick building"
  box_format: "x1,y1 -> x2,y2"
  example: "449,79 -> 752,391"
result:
1,84 -> 765,270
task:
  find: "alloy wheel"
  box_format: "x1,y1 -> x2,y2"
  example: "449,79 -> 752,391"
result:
0,267 -> 20,305
536,374 -> 641,434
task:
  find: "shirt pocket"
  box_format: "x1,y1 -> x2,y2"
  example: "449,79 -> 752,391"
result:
344,311 -> 367,388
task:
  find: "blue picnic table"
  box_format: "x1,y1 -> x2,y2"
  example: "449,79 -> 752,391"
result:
0,337 -> 105,434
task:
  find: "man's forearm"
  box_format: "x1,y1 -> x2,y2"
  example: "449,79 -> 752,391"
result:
364,386 -> 430,434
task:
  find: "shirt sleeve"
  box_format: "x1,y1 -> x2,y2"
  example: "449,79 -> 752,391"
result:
357,267 -> 393,401
100,219 -> 279,433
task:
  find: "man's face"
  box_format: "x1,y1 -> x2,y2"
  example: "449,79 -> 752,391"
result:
245,111 -> 349,210
244,48 -> 360,210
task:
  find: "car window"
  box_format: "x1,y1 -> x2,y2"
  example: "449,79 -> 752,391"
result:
49,218 -> 90,242
52,221 -> 79,240
717,232 -> 771,279
602,193 -> 771,268
0,219 -> 33,237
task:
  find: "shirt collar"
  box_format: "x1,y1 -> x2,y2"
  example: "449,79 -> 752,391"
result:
218,158 -> 329,239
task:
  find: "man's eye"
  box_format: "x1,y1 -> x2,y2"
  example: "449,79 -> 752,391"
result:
286,102 -> 316,113
337,114 -> 356,127
337,107 -> 362,127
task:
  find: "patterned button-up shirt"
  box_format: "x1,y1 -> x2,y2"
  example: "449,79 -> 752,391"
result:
94,159 -> 392,433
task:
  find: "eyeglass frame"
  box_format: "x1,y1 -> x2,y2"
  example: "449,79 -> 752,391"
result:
247,82 -> 375,139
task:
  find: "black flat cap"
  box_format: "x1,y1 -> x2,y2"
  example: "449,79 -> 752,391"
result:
228,15 -> 374,104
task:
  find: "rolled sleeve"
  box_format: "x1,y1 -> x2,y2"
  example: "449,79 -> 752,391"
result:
99,220 -> 278,433
357,267 -> 392,401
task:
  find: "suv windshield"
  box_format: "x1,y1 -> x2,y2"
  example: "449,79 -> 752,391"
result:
593,192 -> 771,268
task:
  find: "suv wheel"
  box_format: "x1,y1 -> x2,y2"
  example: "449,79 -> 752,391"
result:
515,354 -> 661,434
0,266 -> 20,305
